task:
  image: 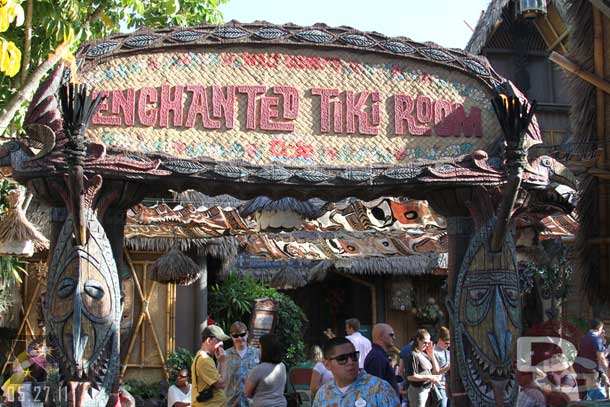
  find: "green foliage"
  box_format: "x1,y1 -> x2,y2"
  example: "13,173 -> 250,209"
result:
123,379 -> 161,400
166,347 -> 194,383
525,257 -> 573,301
209,273 -> 308,367
0,0 -> 228,136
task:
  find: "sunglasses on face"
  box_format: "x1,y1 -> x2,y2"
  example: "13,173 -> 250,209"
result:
330,351 -> 360,365
231,332 -> 247,339
178,375 -> 189,379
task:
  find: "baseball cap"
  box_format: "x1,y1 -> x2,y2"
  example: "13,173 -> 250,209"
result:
202,325 -> 230,341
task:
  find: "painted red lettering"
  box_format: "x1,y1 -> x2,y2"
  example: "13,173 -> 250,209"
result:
394,94 -> 429,136
212,85 -> 235,129
159,85 -> 184,128
111,88 -> 135,126
346,91 -> 379,135
184,85 -> 220,129
237,85 -> 266,130
312,88 -> 340,133
434,99 -> 453,136
137,87 -> 158,127
452,104 -> 482,137
92,91 -> 120,125
273,86 -> 299,120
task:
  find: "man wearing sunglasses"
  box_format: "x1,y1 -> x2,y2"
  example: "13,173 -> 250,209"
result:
223,321 -> 260,407
312,337 -> 400,407
364,323 -> 400,395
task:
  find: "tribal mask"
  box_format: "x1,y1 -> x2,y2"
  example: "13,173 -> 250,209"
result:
448,218 -> 520,406
45,210 -> 121,407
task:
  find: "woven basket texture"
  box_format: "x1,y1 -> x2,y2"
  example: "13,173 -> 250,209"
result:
83,46 -> 501,166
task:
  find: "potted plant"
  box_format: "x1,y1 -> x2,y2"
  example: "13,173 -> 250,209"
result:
414,297 -> 443,325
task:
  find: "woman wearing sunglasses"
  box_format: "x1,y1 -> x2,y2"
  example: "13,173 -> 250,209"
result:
244,334 -> 287,407
405,329 -> 442,407
167,369 -> 192,407
224,321 -> 260,407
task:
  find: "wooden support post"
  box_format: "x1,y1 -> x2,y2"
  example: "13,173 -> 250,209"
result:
194,256 -> 208,349
446,217 -> 474,407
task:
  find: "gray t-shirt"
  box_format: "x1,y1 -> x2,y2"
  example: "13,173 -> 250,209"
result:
247,362 -> 287,407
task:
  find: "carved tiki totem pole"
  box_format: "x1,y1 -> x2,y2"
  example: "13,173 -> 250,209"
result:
447,83 -> 536,407
44,84 -> 121,407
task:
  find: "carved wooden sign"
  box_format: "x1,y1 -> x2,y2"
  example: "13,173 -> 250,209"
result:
248,297 -> 278,347
74,23 -> 507,168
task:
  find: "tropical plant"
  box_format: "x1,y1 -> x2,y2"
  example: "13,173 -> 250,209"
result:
123,379 -> 161,400
0,0 -> 228,138
414,297 -> 443,323
166,347 -> 194,383
209,273 -> 308,367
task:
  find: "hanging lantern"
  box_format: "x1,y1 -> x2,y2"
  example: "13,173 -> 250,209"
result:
517,0 -> 547,19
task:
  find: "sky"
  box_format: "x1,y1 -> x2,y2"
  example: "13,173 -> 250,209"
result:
219,0 -> 491,50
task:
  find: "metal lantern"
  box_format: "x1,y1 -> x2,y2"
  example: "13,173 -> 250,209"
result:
517,0 -> 547,19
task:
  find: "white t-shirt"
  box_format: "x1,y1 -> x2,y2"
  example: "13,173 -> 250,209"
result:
346,332 -> 372,369
313,362 -> 333,385
167,383 -> 192,407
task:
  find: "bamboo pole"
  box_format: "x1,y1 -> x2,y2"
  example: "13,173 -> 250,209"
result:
166,284 -> 170,357
121,250 -> 147,376
1,280 -> 41,375
549,52 -> 610,95
141,263 -> 147,366
546,29 -> 568,53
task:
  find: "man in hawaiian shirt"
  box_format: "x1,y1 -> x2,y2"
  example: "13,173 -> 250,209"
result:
223,321 -> 260,407
313,337 -> 400,407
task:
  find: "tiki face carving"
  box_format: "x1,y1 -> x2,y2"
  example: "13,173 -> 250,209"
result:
46,211 -> 120,406
450,219 -> 521,406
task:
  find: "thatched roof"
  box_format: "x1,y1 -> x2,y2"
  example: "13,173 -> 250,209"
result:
148,247 -> 201,285
465,0 -> 508,54
240,196 -> 325,219
308,253 -> 448,282
565,0 -> 603,302
227,253 -> 447,289
125,235 -> 240,273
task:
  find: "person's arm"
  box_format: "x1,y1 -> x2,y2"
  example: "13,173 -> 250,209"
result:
398,359 -> 405,378
119,387 -> 136,407
426,344 -> 440,375
310,369 -> 323,398
597,351 -> 610,384
244,367 -> 259,398
374,379 -> 401,407
198,355 -> 226,390
244,379 -> 256,398
406,353 -> 440,384
212,348 -> 227,389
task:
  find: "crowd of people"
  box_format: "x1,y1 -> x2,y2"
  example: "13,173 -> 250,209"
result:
5,317 -> 610,407
178,318 -> 451,407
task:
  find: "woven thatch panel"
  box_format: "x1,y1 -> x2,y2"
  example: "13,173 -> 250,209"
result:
566,0 -> 603,302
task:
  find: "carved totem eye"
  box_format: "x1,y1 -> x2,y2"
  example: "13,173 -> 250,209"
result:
58,277 -> 76,298
465,287 -> 493,325
84,280 -> 105,300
